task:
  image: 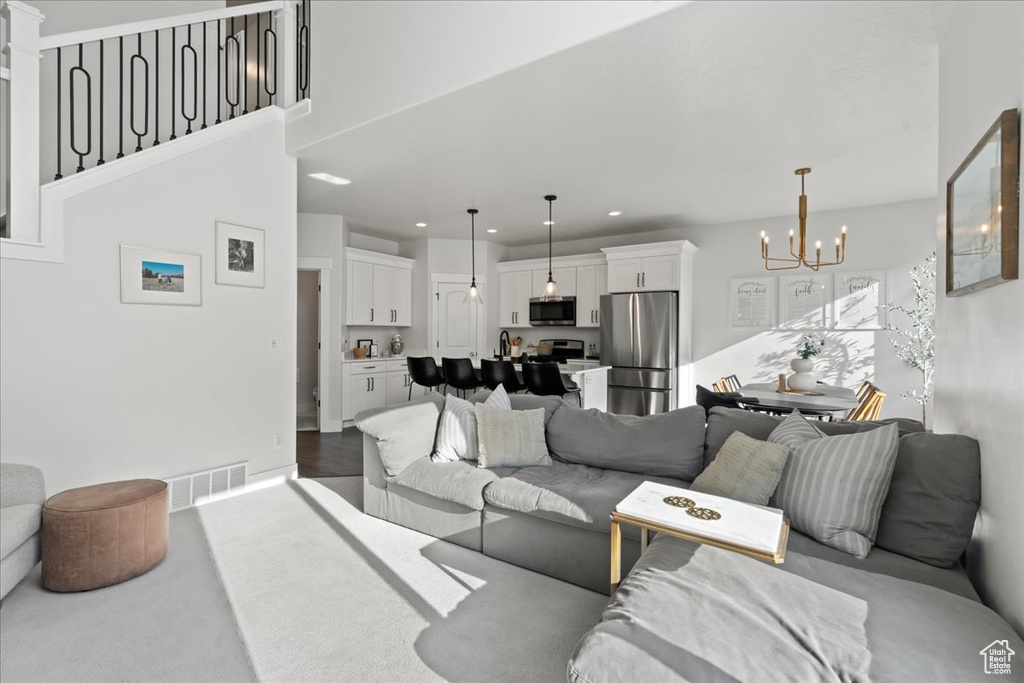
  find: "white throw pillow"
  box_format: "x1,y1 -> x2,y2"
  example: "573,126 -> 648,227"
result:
476,406 -> 551,469
433,385 -> 511,462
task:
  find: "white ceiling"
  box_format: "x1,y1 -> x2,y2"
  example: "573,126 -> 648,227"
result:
296,1 -> 952,246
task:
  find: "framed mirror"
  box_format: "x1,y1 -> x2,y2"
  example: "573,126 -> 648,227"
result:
945,108 -> 1019,297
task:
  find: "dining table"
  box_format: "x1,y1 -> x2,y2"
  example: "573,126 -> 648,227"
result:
736,382 -> 860,415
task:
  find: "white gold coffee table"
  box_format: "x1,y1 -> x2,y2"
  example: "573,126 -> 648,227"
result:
610,481 -> 790,594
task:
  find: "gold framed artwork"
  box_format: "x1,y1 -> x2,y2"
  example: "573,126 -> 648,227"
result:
946,108 -> 1019,297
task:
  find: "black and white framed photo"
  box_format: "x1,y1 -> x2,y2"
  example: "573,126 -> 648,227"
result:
216,221 -> 265,288
356,339 -> 373,349
120,245 -> 202,305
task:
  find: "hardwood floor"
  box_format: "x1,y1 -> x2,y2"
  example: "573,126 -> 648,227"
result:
296,427 -> 363,478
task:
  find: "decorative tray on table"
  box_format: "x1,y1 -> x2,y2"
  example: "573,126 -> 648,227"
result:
775,388 -> 825,396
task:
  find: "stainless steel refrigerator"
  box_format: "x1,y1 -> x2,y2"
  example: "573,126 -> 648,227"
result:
599,292 -> 677,416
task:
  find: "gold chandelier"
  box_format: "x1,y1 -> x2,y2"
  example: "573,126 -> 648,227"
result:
760,168 -> 846,271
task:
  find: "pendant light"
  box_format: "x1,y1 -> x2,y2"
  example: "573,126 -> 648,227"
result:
541,194 -> 561,301
464,208 -> 483,304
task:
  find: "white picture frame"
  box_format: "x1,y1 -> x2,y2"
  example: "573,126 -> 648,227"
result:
778,273 -> 832,329
215,221 -> 265,288
729,276 -> 776,328
120,245 -> 202,306
833,270 -> 888,330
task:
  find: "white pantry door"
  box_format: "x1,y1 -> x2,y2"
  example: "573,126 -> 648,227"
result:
433,281 -> 480,360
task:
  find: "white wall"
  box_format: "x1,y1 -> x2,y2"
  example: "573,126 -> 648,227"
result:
28,0 -> 223,36
296,269 -> 318,413
508,199 -> 936,420
934,0 -> 1024,635
297,212 -> 345,431
0,119 -> 296,495
350,232 -> 400,256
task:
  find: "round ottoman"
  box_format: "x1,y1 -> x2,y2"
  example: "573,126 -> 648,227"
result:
42,479 -> 169,592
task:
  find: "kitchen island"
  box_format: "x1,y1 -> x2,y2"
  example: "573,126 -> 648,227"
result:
473,358 -> 610,411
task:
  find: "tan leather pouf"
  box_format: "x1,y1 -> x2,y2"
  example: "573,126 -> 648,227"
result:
42,479 -> 169,592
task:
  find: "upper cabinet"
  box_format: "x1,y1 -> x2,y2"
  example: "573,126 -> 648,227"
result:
346,248 -> 415,326
603,244 -> 695,293
576,264 -> 608,327
499,270 -> 533,327
531,267 -> 577,298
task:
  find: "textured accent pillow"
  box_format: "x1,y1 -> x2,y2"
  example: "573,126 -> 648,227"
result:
766,410 -> 826,450
690,432 -> 789,506
355,393 -> 445,477
476,406 -> 551,469
433,387 -> 510,462
771,421 -> 900,559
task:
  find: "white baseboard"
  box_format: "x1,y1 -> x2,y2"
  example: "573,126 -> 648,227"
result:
321,419 -> 346,433
248,462 -> 298,486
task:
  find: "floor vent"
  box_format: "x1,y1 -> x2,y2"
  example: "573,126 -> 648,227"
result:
166,462 -> 248,512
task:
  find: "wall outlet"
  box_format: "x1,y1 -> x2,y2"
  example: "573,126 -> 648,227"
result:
269,337 -> 283,350
273,433 -> 284,449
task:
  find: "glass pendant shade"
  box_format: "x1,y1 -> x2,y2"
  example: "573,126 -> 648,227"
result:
464,208 -> 483,304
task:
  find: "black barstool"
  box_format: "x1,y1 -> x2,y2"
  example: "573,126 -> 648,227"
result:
522,362 -> 582,406
407,357 -> 446,400
695,385 -> 746,413
441,357 -> 485,399
481,359 -> 527,394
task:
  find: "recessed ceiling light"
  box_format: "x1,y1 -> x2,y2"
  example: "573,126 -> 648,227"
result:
607,211 -> 622,216
543,221 -> 554,226
308,172 -> 351,185
487,229 -> 497,233
415,222 -> 428,228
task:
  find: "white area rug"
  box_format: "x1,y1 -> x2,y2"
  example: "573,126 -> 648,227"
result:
198,477 -> 608,682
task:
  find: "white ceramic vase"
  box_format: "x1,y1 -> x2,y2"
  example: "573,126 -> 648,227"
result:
788,358 -> 817,391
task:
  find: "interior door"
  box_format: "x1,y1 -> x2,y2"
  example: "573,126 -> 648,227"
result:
434,281 -> 479,360
348,260 -> 374,325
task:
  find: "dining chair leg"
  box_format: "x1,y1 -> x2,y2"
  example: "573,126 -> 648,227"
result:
408,382 -> 413,401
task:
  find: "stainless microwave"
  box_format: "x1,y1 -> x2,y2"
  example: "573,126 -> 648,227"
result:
529,297 -> 576,326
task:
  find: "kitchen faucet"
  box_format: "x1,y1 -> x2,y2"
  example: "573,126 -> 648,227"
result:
499,330 -> 511,359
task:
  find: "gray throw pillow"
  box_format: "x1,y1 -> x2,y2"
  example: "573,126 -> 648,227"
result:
766,410 -> 825,450
433,387 -> 511,463
546,405 -> 706,480
470,389 -> 568,425
690,432 -> 789,506
355,393 -> 444,477
476,406 -> 551,469
874,433 -> 981,568
769,415 -> 900,559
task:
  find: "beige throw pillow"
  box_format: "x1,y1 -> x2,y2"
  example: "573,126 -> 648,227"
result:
689,432 -> 789,506
475,406 -> 551,469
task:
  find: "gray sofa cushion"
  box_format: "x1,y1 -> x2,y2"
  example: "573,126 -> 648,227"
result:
874,433 -> 981,568
388,458 -> 515,511
547,406 -> 706,480
356,393 -> 444,477
0,504 -> 42,559
704,406 -> 925,467
483,461 -> 685,539
469,389 -> 568,424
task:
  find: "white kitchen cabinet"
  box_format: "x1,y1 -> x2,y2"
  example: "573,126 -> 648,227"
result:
499,270 -> 532,327
531,267 -> 577,298
385,359 -> 423,405
346,249 -> 415,326
606,255 -> 679,292
347,369 -> 386,417
575,264 -> 608,327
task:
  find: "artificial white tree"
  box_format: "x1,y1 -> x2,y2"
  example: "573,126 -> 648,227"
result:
883,253 -> 936,425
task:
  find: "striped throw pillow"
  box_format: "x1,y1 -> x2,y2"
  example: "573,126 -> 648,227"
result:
770,415 -> 900,558
433,385 -> 511,462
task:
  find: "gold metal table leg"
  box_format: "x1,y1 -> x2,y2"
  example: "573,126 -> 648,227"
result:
640,526 -> 649,553
609,519 -> 622,595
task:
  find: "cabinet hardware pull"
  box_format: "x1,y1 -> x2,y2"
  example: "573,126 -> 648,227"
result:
636,273 -> 640,288
370,307 -> 374,322
642,272 -> 646,287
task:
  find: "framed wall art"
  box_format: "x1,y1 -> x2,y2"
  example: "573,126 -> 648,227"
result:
946,108 -> 1019,297
778,273 -> 831,329
216,221 -> 265,288
833,270 -> 887,330
729,276 -> 776,328
120,245 -> 201,305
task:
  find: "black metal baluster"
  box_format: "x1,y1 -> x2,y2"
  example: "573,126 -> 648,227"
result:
295,4 -> 299,102
117,36 -> 124,158
201,21 -> 208,129
70,43 -> 92,173
98,40 -> 105,165
130,33 -> 149,152
226,18 -> 239,119
215,20 -> 222,124
264,23 -> 276,103
170,27 -> 176,140
306,0 -> 311,98
255,11 -> 261,110
55,47 -> 63,180
242,14 -> 248,115
154,30 -> 160,145
182,24 -> 197,134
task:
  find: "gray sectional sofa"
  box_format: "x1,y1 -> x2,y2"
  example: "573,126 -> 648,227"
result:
0,463 -> 45,600
359,393 -> 1024,681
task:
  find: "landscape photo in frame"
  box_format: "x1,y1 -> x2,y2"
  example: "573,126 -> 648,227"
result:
120,246 -> 201,305
216,221 -> 265,288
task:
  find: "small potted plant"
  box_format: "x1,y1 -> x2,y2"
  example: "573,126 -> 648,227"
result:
790,334 -> 825,391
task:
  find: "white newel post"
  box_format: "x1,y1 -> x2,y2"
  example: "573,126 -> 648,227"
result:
277,0 -> 297,108
4,0 -> 43,244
